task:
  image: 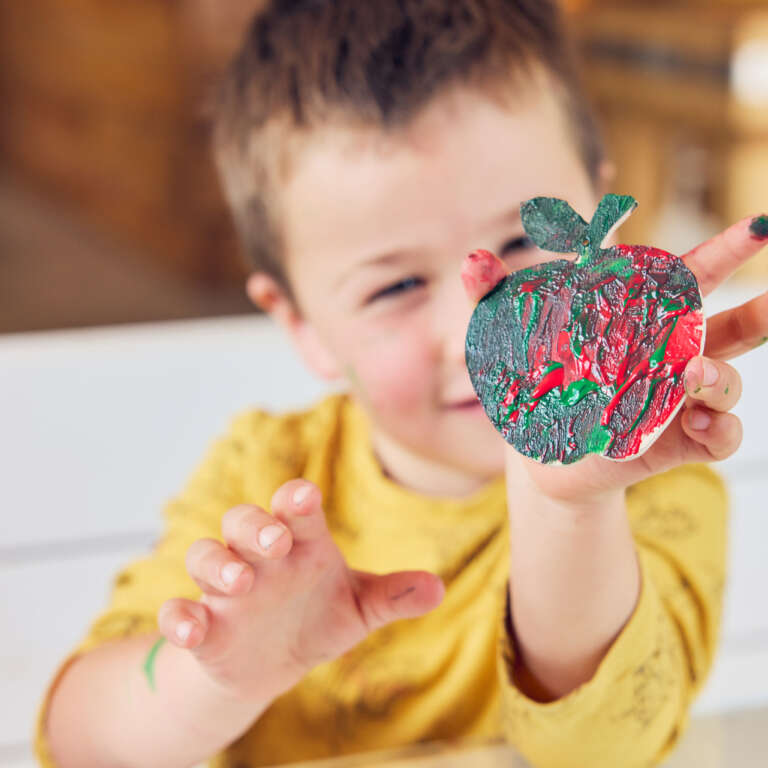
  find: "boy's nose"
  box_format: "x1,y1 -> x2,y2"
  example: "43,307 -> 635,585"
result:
461,249 -> 509,306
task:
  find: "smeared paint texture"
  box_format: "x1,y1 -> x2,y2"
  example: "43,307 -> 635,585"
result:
465,193 -> 705,465
749,215 -> 768,241
143,636 -> 167,691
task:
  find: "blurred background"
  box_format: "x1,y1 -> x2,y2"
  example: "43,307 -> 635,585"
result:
1,1 -> 767,767
1,0 -> 766,333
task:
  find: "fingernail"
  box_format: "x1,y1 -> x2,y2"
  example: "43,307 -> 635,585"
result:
259,524 -> 286,550
685,366 -> 701,394
689,409 -> 711,430
176,621 -> 193,642
221,562 -> 244,585
293,484 -> 311,506
702,359 -> 718,387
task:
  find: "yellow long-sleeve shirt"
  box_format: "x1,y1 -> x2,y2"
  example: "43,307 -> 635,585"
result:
34,392 -> 727,768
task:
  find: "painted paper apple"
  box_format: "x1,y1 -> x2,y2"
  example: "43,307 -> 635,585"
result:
465,193 -> 705,465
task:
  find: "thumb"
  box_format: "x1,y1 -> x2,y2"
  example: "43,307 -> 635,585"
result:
350,569 -> 446,633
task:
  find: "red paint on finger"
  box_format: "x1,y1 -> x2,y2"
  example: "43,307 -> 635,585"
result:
462,249 -> 508,304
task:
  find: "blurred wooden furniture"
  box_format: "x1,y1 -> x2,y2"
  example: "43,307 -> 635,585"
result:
0,1 -> 265,288
1,0 -> 766,308
571,2 -> 768,277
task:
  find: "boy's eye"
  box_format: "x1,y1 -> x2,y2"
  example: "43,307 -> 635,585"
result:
367,276 -> 425,304
499,235 -> 535,256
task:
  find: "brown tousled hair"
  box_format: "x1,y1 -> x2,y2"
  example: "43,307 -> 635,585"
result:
212,0 -> 604,301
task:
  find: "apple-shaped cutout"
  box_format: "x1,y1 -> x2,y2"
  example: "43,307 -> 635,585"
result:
465,193 -> 705,465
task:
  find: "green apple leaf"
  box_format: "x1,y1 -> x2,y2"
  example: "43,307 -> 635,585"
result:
520,197 -> 588,253
588,194 -> 638,247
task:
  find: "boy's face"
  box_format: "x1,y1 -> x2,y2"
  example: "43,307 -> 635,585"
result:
250,82 -> 602,493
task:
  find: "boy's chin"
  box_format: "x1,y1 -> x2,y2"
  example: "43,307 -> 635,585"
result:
431,406 -> 507,476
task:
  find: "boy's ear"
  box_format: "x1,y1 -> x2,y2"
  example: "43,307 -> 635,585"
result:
246,272 -> 342,381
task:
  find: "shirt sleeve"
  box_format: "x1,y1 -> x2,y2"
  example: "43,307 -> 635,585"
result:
33,408 -> 264,768
494,462 -> 728,768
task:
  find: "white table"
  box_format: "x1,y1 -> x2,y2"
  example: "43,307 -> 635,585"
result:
2,278 -> 767,764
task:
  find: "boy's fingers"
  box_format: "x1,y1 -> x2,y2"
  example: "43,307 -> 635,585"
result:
683,214 -> 768,297
683,356 -> 742,412
461,249 -> 509,306
351,569 -> 446,634
681,408 -> 743,462
185,537 -> 255,597
270,479 -> 329,544
703,290 -> 768,361
158,598 -> 210,649
221,504 -> 292,562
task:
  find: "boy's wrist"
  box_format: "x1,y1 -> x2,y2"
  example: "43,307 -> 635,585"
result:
505,459 -> 627,526
156,635 -> 278,741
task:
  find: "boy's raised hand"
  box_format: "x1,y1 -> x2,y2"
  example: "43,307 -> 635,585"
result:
157,479 -> 445,701
463,214 -> 767,504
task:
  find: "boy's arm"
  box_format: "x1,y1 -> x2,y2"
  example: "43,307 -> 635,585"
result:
505,483 -> 640,701
495,463 -> 727,768
36,407 -> 303,768
44,632 -> 279,768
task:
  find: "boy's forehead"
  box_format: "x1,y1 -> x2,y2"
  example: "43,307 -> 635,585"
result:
281,82 -> 591,283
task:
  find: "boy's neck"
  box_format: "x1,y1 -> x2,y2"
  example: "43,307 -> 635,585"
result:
369,423 -> 496,499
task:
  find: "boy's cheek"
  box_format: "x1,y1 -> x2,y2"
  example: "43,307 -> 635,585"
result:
349,332 -> 436,416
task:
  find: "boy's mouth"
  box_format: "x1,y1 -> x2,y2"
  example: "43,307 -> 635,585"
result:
445,398 -> 483,410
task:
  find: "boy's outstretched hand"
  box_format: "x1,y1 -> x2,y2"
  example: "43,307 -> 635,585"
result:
157,479 -> 445,702
464,214 -> 767,505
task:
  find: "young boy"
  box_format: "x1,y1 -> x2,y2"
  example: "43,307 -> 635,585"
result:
37,1 -> 767,767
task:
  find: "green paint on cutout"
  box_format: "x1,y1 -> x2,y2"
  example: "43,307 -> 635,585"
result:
649,316 -> 679,369
602,257 -> 633,279
628,378 -> 659,434
465,193 -> 704,464
561,378 -> 601,406
585,422 -> 613,453
725,385 -> 730,395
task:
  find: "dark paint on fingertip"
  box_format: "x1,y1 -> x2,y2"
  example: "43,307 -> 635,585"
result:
749,215 -> 768,241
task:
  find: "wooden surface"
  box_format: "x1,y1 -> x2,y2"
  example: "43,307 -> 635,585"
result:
254,706 -> 768,767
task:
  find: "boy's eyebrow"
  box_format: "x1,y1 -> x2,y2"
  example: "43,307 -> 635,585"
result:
486,206 -> 522,228
333,249 -> 412,289
332,207 -> 523,290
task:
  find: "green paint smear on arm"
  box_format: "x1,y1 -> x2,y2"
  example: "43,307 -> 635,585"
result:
143,636 -> 167,691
